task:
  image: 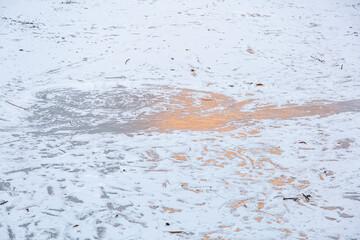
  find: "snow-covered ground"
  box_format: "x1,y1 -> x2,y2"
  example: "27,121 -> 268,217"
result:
1,0 -> 360,239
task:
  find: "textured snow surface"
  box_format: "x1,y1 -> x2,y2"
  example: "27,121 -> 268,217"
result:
1,0 -> 360,239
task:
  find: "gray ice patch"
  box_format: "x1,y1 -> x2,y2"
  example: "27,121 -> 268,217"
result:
28,88 -> 158,137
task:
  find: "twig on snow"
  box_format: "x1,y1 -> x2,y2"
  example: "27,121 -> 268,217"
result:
302,193 -> 311,202
274,195 -> 299,202
5,101 -> 27,111
311,56 -> 325,63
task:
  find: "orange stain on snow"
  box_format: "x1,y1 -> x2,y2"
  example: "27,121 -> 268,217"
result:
257,202 -> 265,211
181,183 -> 202,193
151,88 -> 252,133
295,180 -> 310,190
150,88 -> 358,133
231,199 -> 252,210
281,229 -> 292,234
268,176 -> 294,186
265,146 -> 282,155
162,206 -> 181,213
202,231 -> 224,240
252,104 -> 336,120
257,158 -> 288,170
172,153 -> 188,161
219,226 -> 232,229
321,206 -> 344,211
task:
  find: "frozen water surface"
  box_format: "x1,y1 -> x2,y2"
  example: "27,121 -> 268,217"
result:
28,87 -> 158,135
1,0 -> 360,239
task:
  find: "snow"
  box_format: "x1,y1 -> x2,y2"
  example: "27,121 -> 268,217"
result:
1,0 -> 360,239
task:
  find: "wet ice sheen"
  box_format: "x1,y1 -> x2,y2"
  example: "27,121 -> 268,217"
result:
30,87 -> 360,135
